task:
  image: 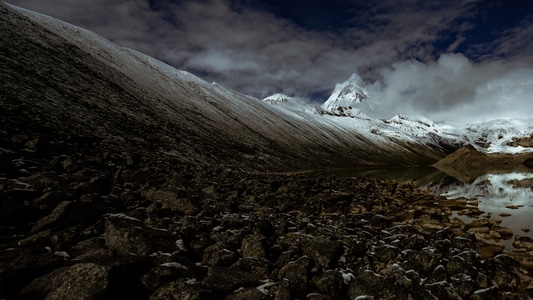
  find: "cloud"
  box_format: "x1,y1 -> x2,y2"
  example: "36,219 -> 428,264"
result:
366,53 -> 533,124
7,0 -> 533,125
7,0 -> 483,99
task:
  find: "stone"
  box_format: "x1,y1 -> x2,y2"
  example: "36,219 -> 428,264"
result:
347,269 -> 384,299
104,215 -> 177,256
241,234 -> 266,259
231,257 -> 271,278
301,239 -> 343,269
512,235 -> 533,251
19,257 -> 152,299
142,263 -> 191,291
146,189 -> 199,215
150,280 -> 216,300
278,256 -> 310,298
202,242 -> 238,267
202,265 -> 261,293
225,287 -> 271,300
310,270 -> 343,299
405,247 -> 442,275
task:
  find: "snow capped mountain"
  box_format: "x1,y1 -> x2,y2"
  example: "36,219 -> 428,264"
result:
321,73 -> 369,116
3,2 -> 533,173
464,118 -> 533,153
317,71 -> 533,155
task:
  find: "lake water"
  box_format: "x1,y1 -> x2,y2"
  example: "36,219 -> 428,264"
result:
327,167 -> 533,254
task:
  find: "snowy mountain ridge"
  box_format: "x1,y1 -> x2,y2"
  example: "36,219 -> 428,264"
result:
321,73 -> 369,116
4,2 -> 533,174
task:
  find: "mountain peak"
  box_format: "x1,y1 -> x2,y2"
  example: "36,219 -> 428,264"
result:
262,93 -> 292,105
321,73 -> 369,116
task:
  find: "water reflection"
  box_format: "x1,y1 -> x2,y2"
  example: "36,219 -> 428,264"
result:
326,167 -> 533,253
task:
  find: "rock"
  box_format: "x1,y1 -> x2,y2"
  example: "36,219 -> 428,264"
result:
491,255 -> 520,289
146,189 -> 199,215
347,269 -> 384,299
19,257 -> 152,299
31,200 -> 109,234
510,255 -> 533,270
74,175 -> 112,196
68,237 -> 107,258
0,147 -> 16,176
405,247 -> 442,275
374,244 -> 400,264
225,287 -> 271,300
310,270 -> 344,298
104,215 -> 177,256
278,256 -> 310,298
32,191 -> 69,214
0,247 -> 65,298
231,257 -> 271,278
150,280 -> 216,300
424,281 -> 463,299
446,251 -> 479,276
302,239 -> 343,269
202,242 -> 238,267
202,265 -> 261,293
142,263 -> 191,291
427,264 -> 448,284
512,235 -> 533,251
241,234 -> 266,259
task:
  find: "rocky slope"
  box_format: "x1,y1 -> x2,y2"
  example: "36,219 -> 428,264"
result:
1,3 -> 456,173
433,146 -> 533,182
2,128 -> 533,299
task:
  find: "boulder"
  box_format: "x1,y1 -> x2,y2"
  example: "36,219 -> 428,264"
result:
302,239 -> 343,269
150,280 -> 216,300
202,265 -> 261,293
104,215 -> 177,256
19,257 -> 152,299
278,256 -> 310,298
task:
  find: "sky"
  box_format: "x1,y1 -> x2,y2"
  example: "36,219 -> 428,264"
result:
7,0 -> 533,125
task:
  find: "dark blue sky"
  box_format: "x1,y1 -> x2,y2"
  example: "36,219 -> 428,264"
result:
8,0 -> 533,123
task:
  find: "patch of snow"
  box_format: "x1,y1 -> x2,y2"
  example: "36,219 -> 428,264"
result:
161,262 -> 187,269
256,280 -> 276,295
54,251 -> 70,260
175,239 -> 187,251
106,213 -> 141,222
341,272 -> 355,284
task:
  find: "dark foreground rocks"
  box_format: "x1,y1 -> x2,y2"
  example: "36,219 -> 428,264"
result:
2,133 -> 533,299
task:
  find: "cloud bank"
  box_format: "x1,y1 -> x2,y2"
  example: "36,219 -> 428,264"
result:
366,53 -> 533,124
7,0 -> 533,125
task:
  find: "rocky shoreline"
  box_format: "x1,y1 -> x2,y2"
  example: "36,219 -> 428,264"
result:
1,131 -> 533,299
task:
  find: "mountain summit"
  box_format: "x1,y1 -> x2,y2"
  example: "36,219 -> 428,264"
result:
321,73 -> 369,116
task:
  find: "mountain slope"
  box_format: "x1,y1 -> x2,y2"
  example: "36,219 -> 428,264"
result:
1,3 -> 451,171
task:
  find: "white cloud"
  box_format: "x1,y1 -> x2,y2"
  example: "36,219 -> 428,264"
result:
7,0 -> 533,125
365,53 -> 533,124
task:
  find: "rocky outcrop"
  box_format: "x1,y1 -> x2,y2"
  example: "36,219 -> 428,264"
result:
507,134 -> 533,148
433,146 -> 533,181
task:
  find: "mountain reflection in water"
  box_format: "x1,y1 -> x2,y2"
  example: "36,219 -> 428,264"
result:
326,167 -> 533,253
